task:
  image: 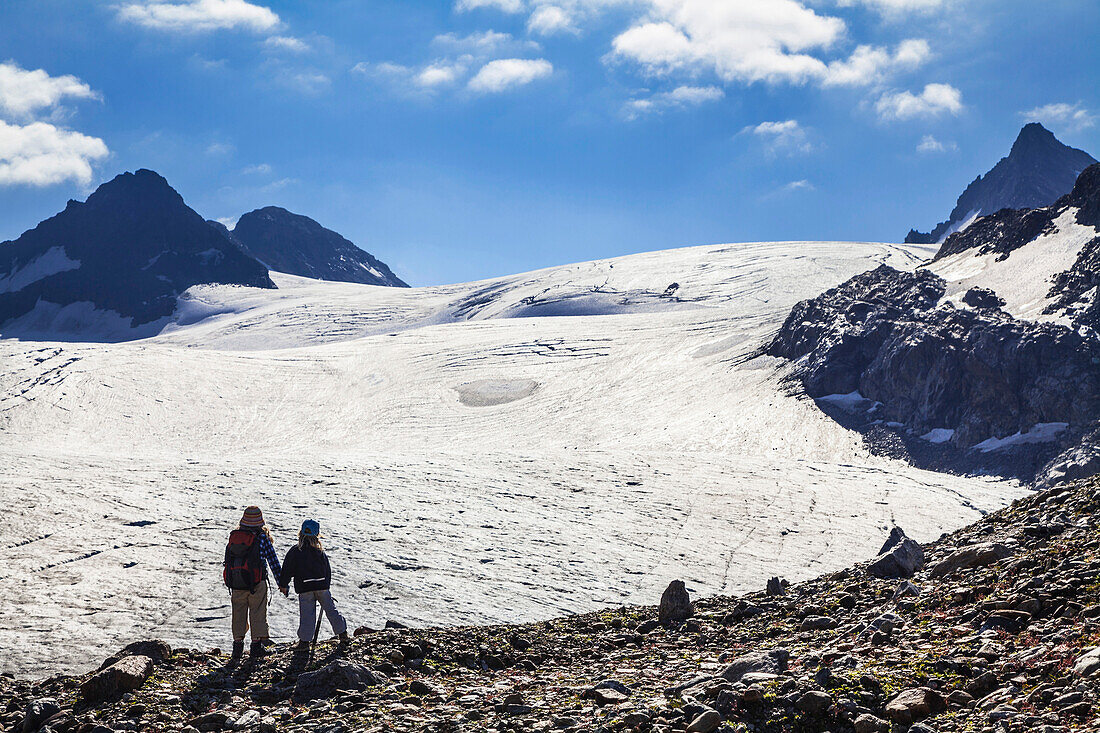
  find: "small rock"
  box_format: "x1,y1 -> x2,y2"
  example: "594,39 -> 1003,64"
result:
658,580 -> 694,624
885,687 -> 946,724
721,649 -> 789,682
796,690 -> 832,714
800,615 -> 837,631
231,710 -> 261,729
853,713 -> 890,733
685,708 -> 722,733
1073,647 -> 1100,676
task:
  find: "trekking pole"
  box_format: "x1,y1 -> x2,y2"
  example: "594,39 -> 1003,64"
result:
309,595 -> 324,665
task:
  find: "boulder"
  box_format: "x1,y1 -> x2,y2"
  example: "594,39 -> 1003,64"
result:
79,655 -> 154,705
98,640 -> 172,670
720,649 -> 790,682
292,661 -> 383,703
800,615 -> 837,631
658,580 -> 693,624
188,712 -> 230,732
885,687 -> 946,724
868,527 -> 925,579
930,543 -> 1011,577
766,577 -> 788,596
22,698 -> 61,733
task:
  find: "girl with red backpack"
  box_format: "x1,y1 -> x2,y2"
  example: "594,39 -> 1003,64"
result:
223,506 -> 282,660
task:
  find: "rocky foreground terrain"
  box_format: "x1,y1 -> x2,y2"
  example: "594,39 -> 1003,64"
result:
5,476 -> 1100,733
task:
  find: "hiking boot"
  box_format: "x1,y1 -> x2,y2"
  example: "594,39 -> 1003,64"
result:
294,640 -> 310,654
258,638 -> 275,647
249,641 -> 266,657
230,641 -> 244,660
338,632 -> 350,642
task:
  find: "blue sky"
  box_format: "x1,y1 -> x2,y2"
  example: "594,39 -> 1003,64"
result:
0,0 -> 1097,285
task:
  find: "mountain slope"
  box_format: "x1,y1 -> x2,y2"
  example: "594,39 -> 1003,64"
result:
771,163 -> 1100,486
232,206 -> 407,287
906,123 -> 1096,244
0,170 -> 274,338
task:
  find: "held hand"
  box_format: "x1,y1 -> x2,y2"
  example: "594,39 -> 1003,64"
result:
280,587 -> 289,597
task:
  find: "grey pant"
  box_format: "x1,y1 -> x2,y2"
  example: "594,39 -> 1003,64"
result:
297,590 -> 348,642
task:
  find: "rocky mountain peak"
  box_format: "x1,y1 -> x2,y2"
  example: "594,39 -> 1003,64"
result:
232,206 -> 408,287
906,124 -> 1096,244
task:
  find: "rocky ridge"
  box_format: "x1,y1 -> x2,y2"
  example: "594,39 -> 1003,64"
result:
4,476 -> 1100,733
768,163 -> 1100,486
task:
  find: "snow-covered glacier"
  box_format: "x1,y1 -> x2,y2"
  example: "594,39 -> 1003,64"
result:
0,240 -> 1026,675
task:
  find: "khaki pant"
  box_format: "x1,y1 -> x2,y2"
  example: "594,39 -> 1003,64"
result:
231,580 -> 269,642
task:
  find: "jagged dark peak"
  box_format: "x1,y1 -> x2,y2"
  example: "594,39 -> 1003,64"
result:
1065,162 -> 1100,223
0,168 -> 274,337
906,123 -> 1097,244
232,206 -> 408,287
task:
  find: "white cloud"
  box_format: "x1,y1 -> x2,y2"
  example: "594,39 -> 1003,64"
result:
838,0 -> 947,13
215,215 -> 239,229
418,63 -> 466,88
205,141 -> 234,156
0,120 -> 110,187
0,62 -> 99,120
610,0 -> 846,85
456,0 -> 525,12
745,119 -> 814,155
783,179 -> 814,191
528,6 -> 577,35
875,83 -> 962,120
468,58 -> 553,93
626,85 -> 723,118
430,30 -> 538,56
241,163 -> 272,175
822,39 -> 930,86
116,0 -> 280,34
279,71 -> 331,95
263,35 -> 309,53
1021,102 -> 1097,133
916,134 -> 956,153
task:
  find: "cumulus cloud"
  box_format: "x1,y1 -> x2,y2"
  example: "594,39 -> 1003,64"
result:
626,85 -> 723,118
822,39 -> 930,86
418,63 -> 467,88
456,0 -> 525,12
528,6 -> 577,35
1021,102 -> 1097,133
468,58 -> 553,93
875,83 -> 963,120
116,0 -> 281,34
0,62 -> 99,120
609,0 -> 846,85
607,1 -> 934,90
0,120 -> 110,187
744,119 -> 814,155
916,134 -> 956,153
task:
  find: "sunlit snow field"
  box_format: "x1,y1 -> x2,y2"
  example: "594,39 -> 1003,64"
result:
0,241 -> 1026,675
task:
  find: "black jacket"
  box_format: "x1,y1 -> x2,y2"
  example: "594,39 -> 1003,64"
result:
278,545 -> 331,593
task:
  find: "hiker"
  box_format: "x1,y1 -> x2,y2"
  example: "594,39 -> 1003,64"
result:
223,506 -> 282,660
279,519 -> 349,650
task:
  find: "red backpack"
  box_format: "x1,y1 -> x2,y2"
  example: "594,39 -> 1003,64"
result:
224,529 -> 263,590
